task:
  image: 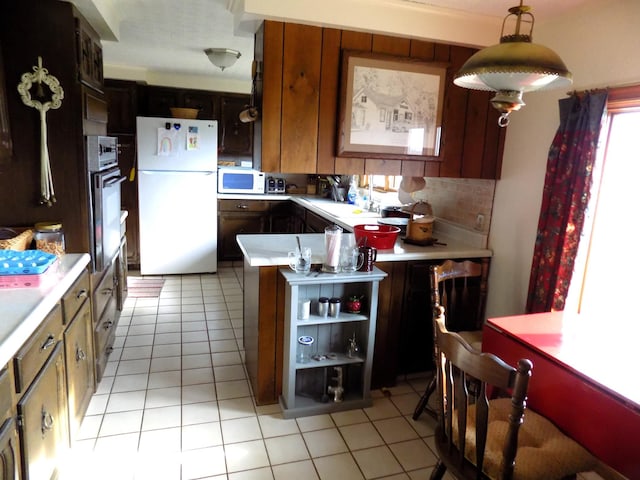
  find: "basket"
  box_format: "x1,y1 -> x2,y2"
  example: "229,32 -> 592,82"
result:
170,107 -> 199,119
353,224 -> 401,250
0,228 -> 33,251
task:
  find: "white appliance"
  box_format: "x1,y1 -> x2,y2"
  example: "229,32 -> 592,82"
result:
218,167 -> 265,194
136,116 -> 218,275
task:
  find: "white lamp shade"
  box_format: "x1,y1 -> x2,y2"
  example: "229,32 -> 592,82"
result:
204,48 -> 241,71
454,41 -> 572,93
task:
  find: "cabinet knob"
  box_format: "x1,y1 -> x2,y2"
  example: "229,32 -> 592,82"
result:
236,204 -> 248,209
103,320 -> 114,330
76,346 -> 87,362
41,409 -> 54,434
76,289 -> 88,299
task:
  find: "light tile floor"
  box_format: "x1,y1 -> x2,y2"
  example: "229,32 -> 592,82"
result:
61,264 -> 603,480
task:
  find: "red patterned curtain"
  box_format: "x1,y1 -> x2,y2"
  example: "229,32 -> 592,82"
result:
526,92 -> 608,313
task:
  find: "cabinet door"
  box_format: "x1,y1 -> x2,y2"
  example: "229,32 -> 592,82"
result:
218,213 -> 266,261
183,91 -> 219,120
143,87 -> 179,118
304,210 -> 332,233
220,95 -> 253,156
17,343 -> 68,480
64,299 -> 95,442
0,418 -> 19,480
115,136 -> 140,268
105,80 -> 138,134
75,15 -> 103,91
0,43 -> 12,165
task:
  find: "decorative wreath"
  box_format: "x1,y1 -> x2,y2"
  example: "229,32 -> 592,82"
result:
17,57 -> 64,206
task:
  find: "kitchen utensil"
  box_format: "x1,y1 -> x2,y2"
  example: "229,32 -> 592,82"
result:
296,236 -> 306,269
353,224 -> 400,250
288,248 -> 311,274
322,225 -> 343,273
405,202 -> 435,243
358,245 -> 377,272
329,297 -> 341,317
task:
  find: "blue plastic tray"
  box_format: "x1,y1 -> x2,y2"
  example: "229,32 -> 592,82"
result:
0,250 -> 58,275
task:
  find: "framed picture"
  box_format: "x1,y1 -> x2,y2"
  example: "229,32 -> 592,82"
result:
337,51 -> 447,159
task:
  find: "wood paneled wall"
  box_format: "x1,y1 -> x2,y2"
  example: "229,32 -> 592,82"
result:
256,21 -> 505,179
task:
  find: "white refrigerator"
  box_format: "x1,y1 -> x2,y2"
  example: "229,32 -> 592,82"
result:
136,116 -> 218,275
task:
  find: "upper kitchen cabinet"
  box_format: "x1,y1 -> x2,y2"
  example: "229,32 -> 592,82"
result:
255,21 -> 505,179
0,43 -> 12,166
105,79 -> 138,135
220,94 -> 253,156
75,13 -> 104,92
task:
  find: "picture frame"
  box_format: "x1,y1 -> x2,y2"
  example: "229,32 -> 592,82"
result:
337,51 -> 447,160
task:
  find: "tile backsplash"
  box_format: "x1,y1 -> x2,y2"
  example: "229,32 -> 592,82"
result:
411,178 -> 496,234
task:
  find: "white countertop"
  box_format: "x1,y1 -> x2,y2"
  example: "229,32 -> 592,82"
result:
0,253 -> 90,368
237,233 -> 491,267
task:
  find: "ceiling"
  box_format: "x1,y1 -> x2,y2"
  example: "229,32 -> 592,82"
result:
69,0 -> 591,87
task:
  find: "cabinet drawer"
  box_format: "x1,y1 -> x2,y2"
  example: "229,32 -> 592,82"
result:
94,297 -> 117,382
62,269 -> 90,325
17,343 -> 68,480
219,199 -> 271,212
93,260 -> 116,323
13,304 -> 63,394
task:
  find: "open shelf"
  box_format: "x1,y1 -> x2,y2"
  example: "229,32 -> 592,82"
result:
295,353 -> 364,370
296,312 -> 368,325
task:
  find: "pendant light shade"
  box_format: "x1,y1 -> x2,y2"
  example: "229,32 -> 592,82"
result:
204,48 -> 241,71
454,1 -> 572,126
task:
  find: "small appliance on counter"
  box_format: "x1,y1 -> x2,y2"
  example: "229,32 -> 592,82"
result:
266,176 -> 286,194
218,167 -> 265,194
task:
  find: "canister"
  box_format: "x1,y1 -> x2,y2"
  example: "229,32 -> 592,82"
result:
34,222 -> 65,257
318,297 -> 329,317
297,335 -> 314,363
329,297 -> 341,317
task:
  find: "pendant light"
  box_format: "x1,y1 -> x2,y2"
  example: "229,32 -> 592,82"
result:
453,1 -> 572,127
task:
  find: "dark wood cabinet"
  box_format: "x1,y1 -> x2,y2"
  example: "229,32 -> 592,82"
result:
218,200 -> 270,261
114,135 -> 139,267
105,79 -> 138,134
0,1 -> 104,257
304,210 -> 333,233
220,94 -> 253,156
0,43 -> 12,167
257,21 -> 505,178
75,14 -> 103,92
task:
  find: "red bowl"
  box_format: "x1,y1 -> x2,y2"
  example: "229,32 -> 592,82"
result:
353,224 -> 401,250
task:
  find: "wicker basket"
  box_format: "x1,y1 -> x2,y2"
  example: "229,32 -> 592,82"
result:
170,107 -> 199,119
0,229 -> 34,251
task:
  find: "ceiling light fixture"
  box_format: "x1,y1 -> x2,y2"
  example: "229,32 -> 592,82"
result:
204,48 -> 241,71
453,1 -> 572,127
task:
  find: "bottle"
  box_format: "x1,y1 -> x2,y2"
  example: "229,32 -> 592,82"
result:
347,182 -> 357,204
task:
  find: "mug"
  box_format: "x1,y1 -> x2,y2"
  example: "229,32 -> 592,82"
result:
288,247 -> 312,274
358,246 -> 377,272
340,246 -> 364,272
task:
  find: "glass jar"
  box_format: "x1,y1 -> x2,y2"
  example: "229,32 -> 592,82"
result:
34,222 -> 65,257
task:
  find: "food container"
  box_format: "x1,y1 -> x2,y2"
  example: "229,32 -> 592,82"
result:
353,224 -> 401,250
34,222 -> 65,257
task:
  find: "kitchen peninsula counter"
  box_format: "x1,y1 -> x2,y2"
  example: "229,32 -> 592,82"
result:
238,230 -> 491,406
0,253 -> 90,369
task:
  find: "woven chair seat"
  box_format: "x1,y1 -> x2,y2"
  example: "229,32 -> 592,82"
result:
456,398 -> 597,480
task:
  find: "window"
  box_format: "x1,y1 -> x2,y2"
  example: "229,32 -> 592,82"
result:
566,87 -> 640,318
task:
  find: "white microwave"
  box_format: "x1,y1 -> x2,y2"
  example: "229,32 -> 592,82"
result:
218,168 -> 265,194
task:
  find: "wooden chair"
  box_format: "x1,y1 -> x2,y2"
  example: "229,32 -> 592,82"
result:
429,305 -> 596,480
413,259 -> 488,420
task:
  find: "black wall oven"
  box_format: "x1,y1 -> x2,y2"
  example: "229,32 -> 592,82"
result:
87,136 -> 126,272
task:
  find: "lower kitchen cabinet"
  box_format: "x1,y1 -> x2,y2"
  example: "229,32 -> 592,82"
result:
63,299 -> 95,442
0,367 -> 19,480
92,258 -> 118,382
279,268 -> 387,418
17,343 -> 68,480
218,200 -> 270,261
